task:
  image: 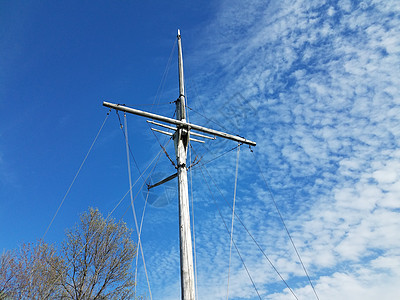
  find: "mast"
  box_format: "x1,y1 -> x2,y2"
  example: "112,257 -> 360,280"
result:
102,30 -> 256,300
174,29 -> 195,300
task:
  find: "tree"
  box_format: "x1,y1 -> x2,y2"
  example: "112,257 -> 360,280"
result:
0,208 -> 137,300
0,242 -> 63,299
60,208 -> 136,299
0,250 -> 15,299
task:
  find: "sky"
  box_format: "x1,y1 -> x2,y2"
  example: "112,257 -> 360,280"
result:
1,0 -> 400,299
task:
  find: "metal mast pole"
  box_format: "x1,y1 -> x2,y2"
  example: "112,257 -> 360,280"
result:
174,29 -> 195,300
103,29 -> 256,300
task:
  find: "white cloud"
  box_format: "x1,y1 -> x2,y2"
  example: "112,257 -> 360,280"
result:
144,0 -> 400,299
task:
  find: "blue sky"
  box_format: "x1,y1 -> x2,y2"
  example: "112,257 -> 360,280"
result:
1,0 -> 400,299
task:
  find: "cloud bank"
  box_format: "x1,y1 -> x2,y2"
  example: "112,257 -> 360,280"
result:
141,1 -> 400,299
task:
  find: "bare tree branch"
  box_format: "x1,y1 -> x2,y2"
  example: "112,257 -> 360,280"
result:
61,208 -> 136,300
1,208 -> 138,300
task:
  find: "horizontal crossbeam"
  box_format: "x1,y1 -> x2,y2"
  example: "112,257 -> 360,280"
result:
103,101 -> 256,146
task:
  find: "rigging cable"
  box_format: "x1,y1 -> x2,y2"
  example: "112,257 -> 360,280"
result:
132,138 -> 173,300
252,151 -> 320,300
117,41 -> 176,297
116,110 -> 144,179
226,144 -> 240,300
146,111 -> 177,169
151,39 -> 177,113
124,113 -> 154,300
42,141 -> 167,298
198,163 -> 262,300
119,139 -> 167,300
118,107 -> 154,295
192,146 -> 299,300
124,124 -> 173,300
186,105 -> 231,133
187,108 -> 199,300
191,144 -> 240,171
41,109 -> 111,242
136,189 -> 150,297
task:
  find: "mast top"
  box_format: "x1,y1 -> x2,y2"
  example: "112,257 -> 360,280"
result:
177,28 -> 185,120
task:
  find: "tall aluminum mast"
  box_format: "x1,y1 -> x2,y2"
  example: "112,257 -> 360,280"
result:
103,29 -> 256,300
174,29 -> 196,300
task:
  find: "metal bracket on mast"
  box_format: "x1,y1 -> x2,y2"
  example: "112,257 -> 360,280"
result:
150,127 -> 205,143
147,120 -> 216,140
147,172 -> 178,190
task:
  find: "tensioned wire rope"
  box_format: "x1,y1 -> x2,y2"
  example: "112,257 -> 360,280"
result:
124,113 -> 152,300
151,39 -> 177,112
180,107 -> 313,299
186,105 -> 231,133
184,53 -> 248,300
116,141 -> 166,300
185,90 -> 200,300
175,80 -> 298,298
41,136 -> 170,298
123,37 -> 181,299
116,110 -> 144,179
174,88 -> 246,299
168,46 -> 309,299
116,109 -> 153,297
120,113 -> 176,300
37,110 -> 111,297
197,158 -> 262,300
41,109 -> 111,242
122,114 -> 175,300
190,145 -> 299,300
115,109 -> 155,298
182,105 -> 316,300
40,38 -> 177,298
113,38 -> 177,298
226,143 -> 240,300
251,150 -> 320,300
136,188 -> 151,296
118,38 -> 176,113
168,42 -> 288,299
188,145 -> 199,300
114,35 -> 177,170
